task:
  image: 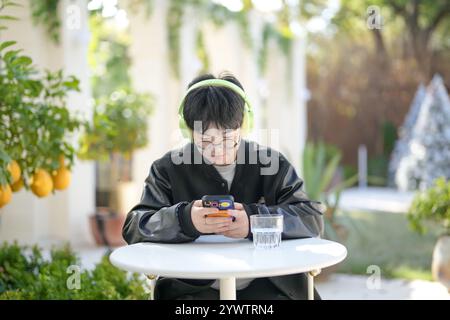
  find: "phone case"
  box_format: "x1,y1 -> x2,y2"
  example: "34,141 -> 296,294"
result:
202,195 -> 235,218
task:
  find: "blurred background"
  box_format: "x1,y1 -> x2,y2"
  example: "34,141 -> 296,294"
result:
0,0 -> 449,299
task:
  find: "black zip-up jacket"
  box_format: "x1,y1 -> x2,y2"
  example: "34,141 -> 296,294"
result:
122,139 -> 325,299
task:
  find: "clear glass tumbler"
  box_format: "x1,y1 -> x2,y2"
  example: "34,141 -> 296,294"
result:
250,214 -> 284,249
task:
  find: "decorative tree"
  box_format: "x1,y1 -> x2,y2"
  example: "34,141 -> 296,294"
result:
0,0 -> 81,209
395,75 -> 450,191
388,83 -> 426,187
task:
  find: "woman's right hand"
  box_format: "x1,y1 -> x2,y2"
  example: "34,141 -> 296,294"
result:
191,200 -> 233,234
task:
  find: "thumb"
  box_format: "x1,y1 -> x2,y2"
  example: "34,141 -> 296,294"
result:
193,200 -> 203,207
234,202 -> 244,210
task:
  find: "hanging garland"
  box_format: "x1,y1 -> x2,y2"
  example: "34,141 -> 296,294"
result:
29,0 -> 61,44
196,27 -> 210,75
164,0 -> 294,78
28,0 -> 295,77
166,0 -> 183,79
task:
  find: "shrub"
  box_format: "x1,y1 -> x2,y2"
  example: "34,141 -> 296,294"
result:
0,242 -> 148,300
407,177 -> 450,235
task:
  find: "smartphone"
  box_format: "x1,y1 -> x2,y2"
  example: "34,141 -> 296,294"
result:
202,195 -> 234,218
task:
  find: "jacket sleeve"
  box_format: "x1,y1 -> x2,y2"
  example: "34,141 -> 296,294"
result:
122,162 -> 201,244
243,161 -> 325,241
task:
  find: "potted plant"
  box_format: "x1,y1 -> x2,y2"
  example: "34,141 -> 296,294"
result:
78,88 -> 153,247
302,141 -> 358,280
407,177 -> 450,291
0,1 -> 81,209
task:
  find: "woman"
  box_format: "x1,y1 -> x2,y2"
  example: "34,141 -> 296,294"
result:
122,72 -> 324,300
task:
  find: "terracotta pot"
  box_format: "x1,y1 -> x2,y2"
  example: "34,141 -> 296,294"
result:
432,234 -> 450,291
89,207 -> 127,247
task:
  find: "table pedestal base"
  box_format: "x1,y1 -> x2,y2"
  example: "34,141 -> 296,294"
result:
220,277 -> 236,300
147,274 -> 159,300
307,269 -> 321,300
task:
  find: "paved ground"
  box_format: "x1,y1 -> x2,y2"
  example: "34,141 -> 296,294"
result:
77,246 -> 449,300
332,187 -> 414,213
315,273 -> 449,300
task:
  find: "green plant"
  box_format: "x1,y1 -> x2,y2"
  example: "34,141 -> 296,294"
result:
83,7 -> 155,213
164,0 -> 294,78
302,141 -> 358,240
368,155 -> 389,186
84,10 -> 153,161
127,0 -> 154,18
78,89 -> 153,161
29,0 -> 61,44
29,0 -> 297,78
78,88 -> 153,212
366,121 -> 398,187
0,241 -> 147,299
88,12 -> 132,99
407,177 -> 450,235
0,0 -> 81,199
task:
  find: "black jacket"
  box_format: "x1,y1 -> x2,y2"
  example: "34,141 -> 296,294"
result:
122,139 -> 325,299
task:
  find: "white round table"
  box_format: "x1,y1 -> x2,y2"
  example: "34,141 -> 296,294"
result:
110,235 -> 347,300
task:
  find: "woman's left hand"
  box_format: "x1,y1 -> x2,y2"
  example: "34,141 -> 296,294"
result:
216,202 -> 249,238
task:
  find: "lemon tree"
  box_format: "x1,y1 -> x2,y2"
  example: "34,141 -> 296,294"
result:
0,1 -> 82,206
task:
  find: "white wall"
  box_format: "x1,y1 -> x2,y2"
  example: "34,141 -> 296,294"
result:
0,0 -> 95,247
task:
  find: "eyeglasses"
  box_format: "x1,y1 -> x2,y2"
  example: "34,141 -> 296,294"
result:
195,134 -> 241,151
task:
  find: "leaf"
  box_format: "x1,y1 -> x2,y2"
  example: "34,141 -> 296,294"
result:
3,1 -> 22,8
328,174 -> 359,194
3,49 -> 22,61
0,15 -> 19,21
318,152 -> 342,193
0,40 -> 16,51
11,56 -> 32,66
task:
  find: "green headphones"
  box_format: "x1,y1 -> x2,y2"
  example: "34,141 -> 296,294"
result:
178,79 -> 254,139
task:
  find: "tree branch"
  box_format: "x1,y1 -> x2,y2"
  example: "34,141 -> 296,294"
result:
426,4 -> 450,33
389,1 -> 406,17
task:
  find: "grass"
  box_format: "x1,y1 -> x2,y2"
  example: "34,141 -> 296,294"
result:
330,209 -> 442,281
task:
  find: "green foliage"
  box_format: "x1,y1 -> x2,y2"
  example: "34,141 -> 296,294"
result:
27,0 -> 298,78
78,89 -> 154,160
303,141 -> 357,201
29,0 -> 61,44
0,242 -> 147,299
196,28 -> 210,74
166,0 -> 183,79
0,1 -> 81,187
335,209 -> 439,281
302,141 -> 358,241
82,11 -> 154,161
407,177 -> 450,235
88,13 -> 132,100
382,121 -> 397,156
258,22 -> 293,75
365,121 -> 397,187
164,0 -> 294,78
126,0 -> 154,18
367,155 -> 389,186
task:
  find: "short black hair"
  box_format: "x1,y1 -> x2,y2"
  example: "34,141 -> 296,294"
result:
182,71 -> 245,133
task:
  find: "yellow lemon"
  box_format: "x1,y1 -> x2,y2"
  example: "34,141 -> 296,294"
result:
7,160 -> 21,184
11,177 -> 24,192
30,169 -> 53,198
0,184 -> 12,208
52,167 -> 71,190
